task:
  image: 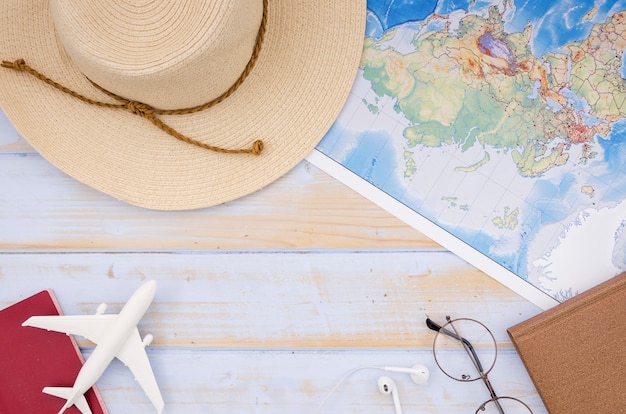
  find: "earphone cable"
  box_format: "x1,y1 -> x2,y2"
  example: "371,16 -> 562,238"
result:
317,365 -> 388,412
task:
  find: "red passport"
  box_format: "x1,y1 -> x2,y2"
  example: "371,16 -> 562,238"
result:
0,290 -> 108,413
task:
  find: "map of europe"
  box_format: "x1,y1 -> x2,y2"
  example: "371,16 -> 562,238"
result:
317,0 -> 626,302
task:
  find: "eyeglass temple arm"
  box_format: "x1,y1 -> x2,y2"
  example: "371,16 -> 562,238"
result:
425,318 -> 484,373
426,319 -> 505,414
483,378 -> 506,414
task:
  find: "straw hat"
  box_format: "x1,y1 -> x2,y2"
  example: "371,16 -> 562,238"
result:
0,0 -> 365,210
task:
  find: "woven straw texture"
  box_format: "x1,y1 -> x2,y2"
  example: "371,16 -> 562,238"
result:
0,1 -> 366,210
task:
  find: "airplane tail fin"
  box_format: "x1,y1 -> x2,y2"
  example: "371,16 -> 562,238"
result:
43,386 -> 93,414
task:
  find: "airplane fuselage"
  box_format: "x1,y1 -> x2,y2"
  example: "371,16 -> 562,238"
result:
66,281 -> 156,404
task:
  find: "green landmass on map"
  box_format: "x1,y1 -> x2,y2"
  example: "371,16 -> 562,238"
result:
492,206 -> 519,230
441,196 -> 470,211
581,185 -> 595,197
403,150 -> 417,177
363,97 -> 380,114
360,6 -> 626,178
455,151 -> 490,171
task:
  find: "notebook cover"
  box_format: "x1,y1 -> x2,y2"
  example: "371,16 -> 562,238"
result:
507,272 -> 626,414
0,290 -> 108,413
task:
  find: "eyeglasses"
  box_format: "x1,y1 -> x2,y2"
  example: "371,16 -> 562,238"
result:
426,316 -> 533,413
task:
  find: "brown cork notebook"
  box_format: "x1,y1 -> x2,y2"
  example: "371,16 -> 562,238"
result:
507,272 -> 626,414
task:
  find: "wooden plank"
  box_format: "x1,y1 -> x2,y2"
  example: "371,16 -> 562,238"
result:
0,117 -> 547,413
0,250 -> 546,413
94,349 -> 547,414
0,250 -> 541,348
0,152 -> 437,250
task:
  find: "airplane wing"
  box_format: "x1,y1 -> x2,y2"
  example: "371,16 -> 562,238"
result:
116,328 -> 164,414
22,314 -> 118,344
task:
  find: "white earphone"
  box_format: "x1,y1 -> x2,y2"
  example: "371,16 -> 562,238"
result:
381,364 -> 430,385
378,376 -> 402,414
376,365 -> 429,414
318,363 -> 430,413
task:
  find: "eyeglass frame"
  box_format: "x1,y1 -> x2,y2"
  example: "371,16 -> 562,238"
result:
426,316 -> 534,414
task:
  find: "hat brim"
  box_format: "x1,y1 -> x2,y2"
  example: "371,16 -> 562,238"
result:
0,1 -> 365,210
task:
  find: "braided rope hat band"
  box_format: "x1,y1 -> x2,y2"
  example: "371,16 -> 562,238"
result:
0,0 -> 366,210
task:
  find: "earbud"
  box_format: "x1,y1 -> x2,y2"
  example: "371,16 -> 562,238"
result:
378,376 -> 402,414
318,363 -> 429,412
382,364 -> 430,385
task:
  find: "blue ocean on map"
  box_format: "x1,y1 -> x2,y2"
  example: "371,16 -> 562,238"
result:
318,0 -> 626,302
599,119 -> 626,181
367,0 -> 626,55
592,119 -> 626,207
321,123 -> 410,201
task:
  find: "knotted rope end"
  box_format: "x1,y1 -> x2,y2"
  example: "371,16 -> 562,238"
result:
2,58 -> 27,71
251,140 -> 264,155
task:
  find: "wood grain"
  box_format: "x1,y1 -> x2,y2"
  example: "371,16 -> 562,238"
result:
0,251 -> 546,413
95,349 -> 546,414
0,251 -> 541,348
0,151 -> 436,250
0,140 -> 547,413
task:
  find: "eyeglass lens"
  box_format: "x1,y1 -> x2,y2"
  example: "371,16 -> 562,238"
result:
476,396 -> 534,414
428,317 -> 533,414
431,318 -> 497,381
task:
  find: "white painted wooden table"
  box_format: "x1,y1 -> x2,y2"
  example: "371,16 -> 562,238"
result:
0,134 -> 548,413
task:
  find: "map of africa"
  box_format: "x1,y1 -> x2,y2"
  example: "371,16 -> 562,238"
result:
314,0 -> 626,304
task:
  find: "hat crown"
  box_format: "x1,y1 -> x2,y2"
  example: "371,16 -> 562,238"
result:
51,0 -> 263,109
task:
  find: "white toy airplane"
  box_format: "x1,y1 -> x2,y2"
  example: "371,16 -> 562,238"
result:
22,280 -> 164,414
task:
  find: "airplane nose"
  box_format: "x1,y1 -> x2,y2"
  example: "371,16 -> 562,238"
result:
144,280 -> 157,292
139,280 -> 157,298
